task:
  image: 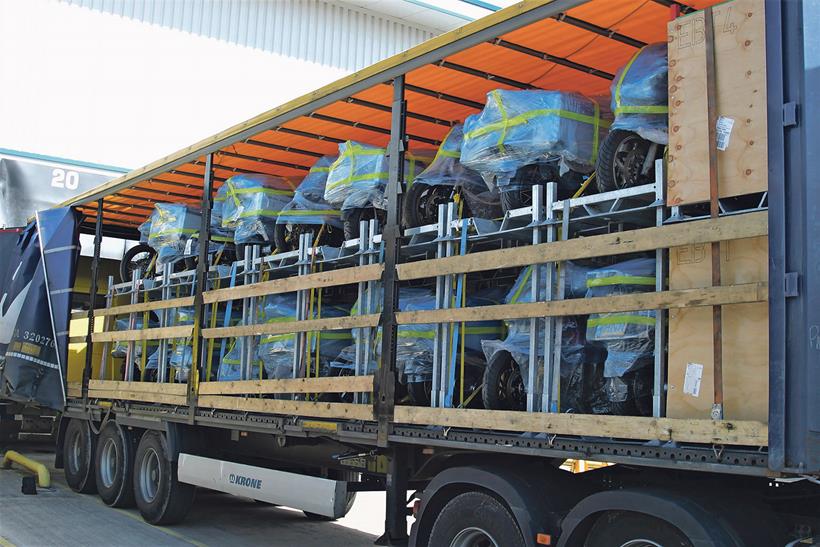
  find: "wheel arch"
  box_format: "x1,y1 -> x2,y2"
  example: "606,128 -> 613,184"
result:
410,462 -> 571,547
556,488 -> 743,547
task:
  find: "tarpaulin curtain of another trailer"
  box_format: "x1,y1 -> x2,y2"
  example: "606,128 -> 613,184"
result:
0,207 -> 80,410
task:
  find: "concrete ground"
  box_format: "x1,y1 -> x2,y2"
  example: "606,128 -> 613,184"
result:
1,438 -> 400,547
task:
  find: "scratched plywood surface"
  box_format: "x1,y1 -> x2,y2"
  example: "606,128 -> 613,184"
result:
667,0 -> 768,206
666,236 -> 768,422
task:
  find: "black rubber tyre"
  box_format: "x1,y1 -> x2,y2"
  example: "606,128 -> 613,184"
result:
94,421 -> 136,507
63,418 -> 97,494
406,380 -> 432,407
274,222 -> 345,252
119,244 -> 156,283
585,511 -> 692,547
133,431 -> 196,525
482,351 -> 526,411
428,491 -> 525,547
595,129 -> 662,193
342,208 -> 384,241
403,183 -> 454,228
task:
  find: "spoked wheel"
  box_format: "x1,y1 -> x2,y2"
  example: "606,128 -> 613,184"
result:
403,183 -> 456,228
499,186 -> 532,214
482,352 -> 526,411
273,222 -> 345,252
119,244 -> 156,283
596,130 -> 663,193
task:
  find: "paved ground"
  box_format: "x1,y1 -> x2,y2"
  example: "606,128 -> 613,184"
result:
0,438 -> 401,547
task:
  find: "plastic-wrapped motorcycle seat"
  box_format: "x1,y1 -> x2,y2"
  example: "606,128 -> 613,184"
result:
610,42 -> 669,145
460,89 -> 607,181
324,141 -> 389,211
221,173 -> 296,244
147,203 -> 202,265
277,155 -> 344,228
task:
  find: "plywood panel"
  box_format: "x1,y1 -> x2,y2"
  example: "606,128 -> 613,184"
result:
667,236 -> 769,422
667,0 -> 768,205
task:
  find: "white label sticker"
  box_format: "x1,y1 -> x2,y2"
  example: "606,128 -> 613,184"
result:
716,116 -> 735,151
683,362 -> 704,397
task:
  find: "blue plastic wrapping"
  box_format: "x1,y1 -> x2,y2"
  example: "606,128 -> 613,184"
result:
324,142 -> 389,211
324,141 -> 432,211
254,293 -> 298,380
460,90 -> 605,185
412,124 -> 501,219
610,43 -> 669,145
138,218 -> 151,244
585,257 -> 656,379
210,182 -> 235,243
217,339 -> 262,382
111,316 -> 157,359
147,203 -> 202,265
221,174 -> 296,244
277,155 -> 344,228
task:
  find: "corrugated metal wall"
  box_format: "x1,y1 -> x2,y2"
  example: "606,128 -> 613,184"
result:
58,0 -> 438,71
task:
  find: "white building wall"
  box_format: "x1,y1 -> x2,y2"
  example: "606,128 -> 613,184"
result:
59,0 -> 438,71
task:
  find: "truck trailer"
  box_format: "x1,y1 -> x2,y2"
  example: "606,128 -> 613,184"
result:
3,0 -> 818,545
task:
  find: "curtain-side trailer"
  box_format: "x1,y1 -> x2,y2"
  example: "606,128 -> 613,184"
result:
11,0 -> 817,545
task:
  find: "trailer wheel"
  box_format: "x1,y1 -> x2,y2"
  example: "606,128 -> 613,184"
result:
427,491 -> 525,547
133,431 -> 195,525
585,511 -> 692,547
63,418 -> 97,493
94,422 -> 135,507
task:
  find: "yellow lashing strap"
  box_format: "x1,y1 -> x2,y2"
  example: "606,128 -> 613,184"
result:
586,275 -> 656,288
588,314 -> 655,327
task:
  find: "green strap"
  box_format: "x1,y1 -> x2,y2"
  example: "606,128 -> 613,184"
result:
150,228 -> 197,238
228,186 -> 294,197
325,171 -> 388,191
588,314 -> 655,327
614,47 -> 670,117
586,275 -> 656,288
309,166 -> 331,173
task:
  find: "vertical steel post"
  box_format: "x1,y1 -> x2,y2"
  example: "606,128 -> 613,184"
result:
527,185 -> 544,412
375,75 -> 406,447
653,161 -> 668,417
187,153 -> 215,415
82,200 -> 104,402
541,183 -> 558,412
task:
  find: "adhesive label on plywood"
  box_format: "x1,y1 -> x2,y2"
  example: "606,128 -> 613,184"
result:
667,0 -> 768,206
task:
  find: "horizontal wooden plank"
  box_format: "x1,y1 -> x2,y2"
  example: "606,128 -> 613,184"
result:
91,325 -> 193,343
198,375 -> 375,395
95,296 -> 195,317
393,406 -> 768,446
67,382 -> 82,398
397,211 -> 768,281
88,380 -> 189,395
88,389 -> 188,406
198,395 -> 374,421
395,283 -> 768,325
203,264 -> 383,304
68,336 -> 86,344
202,313 -> 380,339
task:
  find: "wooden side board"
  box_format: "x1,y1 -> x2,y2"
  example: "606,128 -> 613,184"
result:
397,212 -> 767,281
393,406 -> 768,446
198,375 -> 375,395
198,395 -> 374,421
91,325 -> 193,343
203,264 -> 383,304
396,283 -> 767,325
87,380 -> 188,405
202,313 -> 380,339
67,382 -> 82,398
95,296 -> 195,317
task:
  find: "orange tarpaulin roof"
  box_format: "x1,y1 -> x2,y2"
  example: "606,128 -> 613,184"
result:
66,0 -> 722,232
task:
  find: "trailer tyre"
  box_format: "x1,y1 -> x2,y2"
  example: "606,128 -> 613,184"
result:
63,418 -> 97,493
95,422 -> 136,507
586,511 -> 692,547
133,431 -> 195,525
428,491 -> 525,547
